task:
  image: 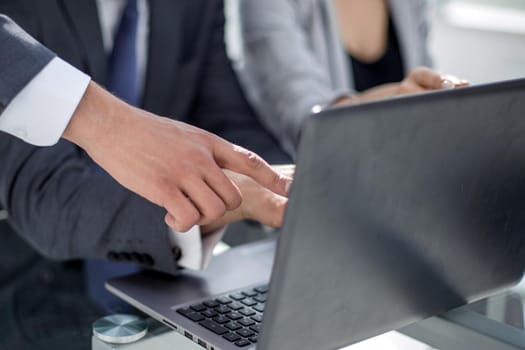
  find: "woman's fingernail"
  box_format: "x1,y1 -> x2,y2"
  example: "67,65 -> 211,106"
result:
441,79 -> 455,89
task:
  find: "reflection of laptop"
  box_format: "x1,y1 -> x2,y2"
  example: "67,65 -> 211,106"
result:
107,78 -> 525,350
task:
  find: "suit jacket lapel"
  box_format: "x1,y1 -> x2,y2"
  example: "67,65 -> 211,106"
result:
58,0 -> 108,85
142,0 -> 185,115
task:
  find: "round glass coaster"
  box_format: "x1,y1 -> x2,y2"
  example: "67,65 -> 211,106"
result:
93,314 -> 148,344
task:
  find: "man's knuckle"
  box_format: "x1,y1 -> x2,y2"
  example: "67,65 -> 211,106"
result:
155,176 -> 171,191
201,198 -> 226,219
178,212 -> 199,231
209,204 -> 227,221
227,191 -> 242,209
244,151 -> 263,169
191,148 -> 211,164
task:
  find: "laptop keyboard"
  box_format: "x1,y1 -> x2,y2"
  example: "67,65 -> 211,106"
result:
176,284 -> 268,348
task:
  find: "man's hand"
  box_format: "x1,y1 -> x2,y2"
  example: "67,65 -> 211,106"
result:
201,165 -> 295,235
62,82 -> 292,232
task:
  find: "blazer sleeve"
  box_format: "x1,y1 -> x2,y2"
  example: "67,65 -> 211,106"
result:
237,0 -> 343,157
0,15 -> 54,114
0,136 -> 181,275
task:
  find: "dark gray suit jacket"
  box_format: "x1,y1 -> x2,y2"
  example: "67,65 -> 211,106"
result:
0,15 -> 54,114
0,0 -> 289,276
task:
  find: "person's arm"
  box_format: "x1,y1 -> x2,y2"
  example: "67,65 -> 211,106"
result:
238,0 -> 345,156
0,15 -> 292,232
0,125 -> 290,275
63,81 -> 291,232
0,136 -> 178,273
239,1 -> 467,156
0,15 -> 56,123
0,56 -> 90,146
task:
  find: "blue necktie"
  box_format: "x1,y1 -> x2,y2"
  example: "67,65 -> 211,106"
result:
107,0 -> 140,106
85,0 -> 141,313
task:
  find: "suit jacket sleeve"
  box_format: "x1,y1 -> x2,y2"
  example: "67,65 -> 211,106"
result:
0,15 -> 54,115
0,136 -> 181,275
236,0 -> 342,157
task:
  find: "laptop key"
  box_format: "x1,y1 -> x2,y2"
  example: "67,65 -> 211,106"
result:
227,312 -> 243,320
176,307 -> 193,316
185,312 -> 205,322
229,302 -> 244,311
199,320 -> 228,335
251,314 -> 263,323
223,332 -> 242,342
254,285 -> 269,293
237,328 -> 255,338
213,315 -> 230,324
239,308 -> 255,317
253,304 -> 265,313
216,305 -> 231,314
224,321 -> 242,331
254,295 -> 267,303
229,292 -> 246,301
190,303 -> 207,312
216,296 -> 232,304
249,336 -> 258,343
250,324 -> 261,333
242,290 -> 257,297
234,339 -> 251,347
225,322 -> 242,331
201,309 -> 218,318
203,300 -> 220,308
241,298 -> 257,307
239,318 -> 255,327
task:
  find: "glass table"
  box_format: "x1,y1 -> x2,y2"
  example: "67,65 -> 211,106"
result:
2,213 -> 523,350
91,285 -> 525,350
400,279 -> 525,350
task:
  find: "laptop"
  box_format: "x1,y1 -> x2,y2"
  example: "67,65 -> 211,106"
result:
107,77 -> 525,350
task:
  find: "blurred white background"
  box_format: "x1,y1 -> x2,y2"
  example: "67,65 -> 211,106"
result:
225,0 -> 525,84
429,0 -> 525,83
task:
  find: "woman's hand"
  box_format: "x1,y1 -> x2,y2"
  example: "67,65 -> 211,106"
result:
201,165 -> 295,235
334,67 -> 469,106
396,67 -> 469,94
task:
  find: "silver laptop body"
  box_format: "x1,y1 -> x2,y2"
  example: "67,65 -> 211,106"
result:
108,77 -> 525,350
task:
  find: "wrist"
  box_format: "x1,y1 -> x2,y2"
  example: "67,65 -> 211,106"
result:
62,81 -> 127,151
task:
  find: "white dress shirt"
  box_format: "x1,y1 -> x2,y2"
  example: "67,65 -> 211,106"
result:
0,57 -> 90,146
0,0 -> 223,270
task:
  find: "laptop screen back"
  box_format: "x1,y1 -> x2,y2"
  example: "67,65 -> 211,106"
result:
259,79 -> 525,350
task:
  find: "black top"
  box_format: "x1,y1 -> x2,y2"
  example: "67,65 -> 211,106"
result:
348,16 -> 405,92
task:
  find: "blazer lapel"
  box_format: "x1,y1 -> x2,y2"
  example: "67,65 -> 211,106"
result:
58,0 -> 108,85
142,0 -> 185,115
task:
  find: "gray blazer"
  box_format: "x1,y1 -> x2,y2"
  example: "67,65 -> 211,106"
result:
237,0 -> 432,157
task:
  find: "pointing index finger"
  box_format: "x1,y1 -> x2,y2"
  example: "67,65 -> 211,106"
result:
214,142 -> 292,197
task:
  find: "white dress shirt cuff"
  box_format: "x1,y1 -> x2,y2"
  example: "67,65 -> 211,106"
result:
0,57 -> 90,146
168,226 -> 226,270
